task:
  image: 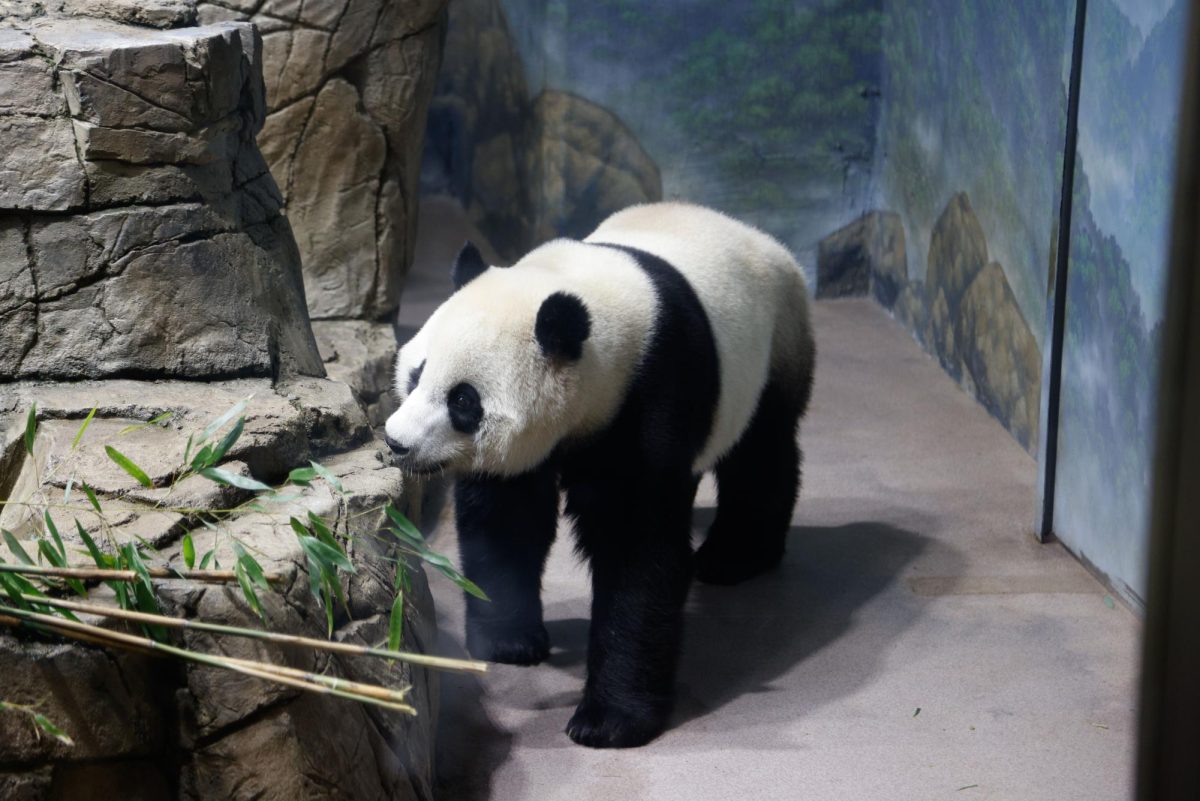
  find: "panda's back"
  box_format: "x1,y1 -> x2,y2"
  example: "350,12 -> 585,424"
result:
585,203 -> 812,472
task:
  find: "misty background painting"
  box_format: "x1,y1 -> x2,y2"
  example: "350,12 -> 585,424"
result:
1053,0 -> 1186,606
419,0 -> 1186,607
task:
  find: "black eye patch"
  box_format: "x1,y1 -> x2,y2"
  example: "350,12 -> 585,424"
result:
447,382 -> 483,434
407,360 -> 425,394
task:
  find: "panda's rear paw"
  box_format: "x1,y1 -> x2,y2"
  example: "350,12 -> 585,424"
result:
466,620 -> 550,665
694,538 -> 783,586
566,698 -> 665,748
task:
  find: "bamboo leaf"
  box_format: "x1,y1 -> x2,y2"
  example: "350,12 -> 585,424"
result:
182,534 -> 195,570
43,513 -> 65,561
199,549 -> 214,570
308,461 -> 344,494
183,432 -> 194,466
388,590 -> 404,652
2,530 -> 34,566
297,536 -> 355,574
23,403 -> 37,456
384,504 -> 424,544
104,446 -> 153,488
233,547 -> 265,620
202,396 -> 251,442
287,466 -> 318,485
71,406 -> 97,450
208,417 -> 244,465
199,467 -> 272,493
189,443 -> 215,472
387,525 -> 425,552
235,544 -> 270,591
306,512 -> 340,551
75,520 -> 107,567
62,477 -> 74,504
31,713 -> 74,747
81,484 -> 102,514
118,412 -> 173,436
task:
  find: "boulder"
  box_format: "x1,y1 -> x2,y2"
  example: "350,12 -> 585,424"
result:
0,380 -> 437,801
421,0 -> 536,261
0,17 -> 323,381
422,0 -> 662,260
816,211 -> 907,305
958,262 -> 1042,450
312,320 -> 400,426
926,192 -> 989,372
197,0 -> 450,320
526,90 -> 663,244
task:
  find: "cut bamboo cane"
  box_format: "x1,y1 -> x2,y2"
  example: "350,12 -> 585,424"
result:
16,594 -> 488,675
0,605 -> 416,715
0,563 -> 286,585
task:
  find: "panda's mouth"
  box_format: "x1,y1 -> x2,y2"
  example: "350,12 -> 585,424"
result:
390,456 -> 450,477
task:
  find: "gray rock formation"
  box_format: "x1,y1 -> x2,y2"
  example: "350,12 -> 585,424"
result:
313,319 -> 400,426
0,379 -> 436,801
0,8 -> 447,798
0,16 -> 323,381
422,0 -> 662,261
526,90 -> 663,245
197,0 -> 449,321
816,211 -> 907,306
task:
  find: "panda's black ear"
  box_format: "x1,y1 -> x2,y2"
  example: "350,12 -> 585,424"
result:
452,241 -> 489,290
535,292 -> 591,363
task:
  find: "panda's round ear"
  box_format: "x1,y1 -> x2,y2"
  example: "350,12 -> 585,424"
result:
451,241 -> 489,290
535,292 -> 591,363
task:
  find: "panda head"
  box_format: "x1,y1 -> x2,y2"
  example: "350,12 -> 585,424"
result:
383,241 -> 592,477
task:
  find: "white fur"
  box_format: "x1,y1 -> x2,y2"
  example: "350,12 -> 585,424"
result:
387,240 -> 657,476
386,202 -> 813,477
586,202 -> 813,472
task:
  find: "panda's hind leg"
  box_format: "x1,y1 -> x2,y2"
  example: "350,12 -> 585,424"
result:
696,380 -> 802,585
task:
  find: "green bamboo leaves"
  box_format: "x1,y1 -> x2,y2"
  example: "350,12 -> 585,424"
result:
105,446 -> 153,488
384,503 -> 487,600
0,701 -> 74,747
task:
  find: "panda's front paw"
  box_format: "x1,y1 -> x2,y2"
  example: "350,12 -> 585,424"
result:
566,697 -> 666,748
466,620 -> 550,665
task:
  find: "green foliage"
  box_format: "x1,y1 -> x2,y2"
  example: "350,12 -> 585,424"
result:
0,700 -> 74,747
4,398 -> 482,655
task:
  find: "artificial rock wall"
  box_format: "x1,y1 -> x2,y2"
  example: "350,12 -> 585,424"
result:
0,4 -> 446,799
196,0 -> 448,322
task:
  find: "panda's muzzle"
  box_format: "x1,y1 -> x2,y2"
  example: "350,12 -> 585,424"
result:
384,435 -> 447,476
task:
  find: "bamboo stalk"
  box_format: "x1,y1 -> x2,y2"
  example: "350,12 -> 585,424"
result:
0,605 -> 416,715
0,563 -> 286,585
17,595 -> 488,675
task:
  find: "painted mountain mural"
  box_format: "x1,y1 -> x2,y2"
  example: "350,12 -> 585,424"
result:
1054,0 -> 1186,606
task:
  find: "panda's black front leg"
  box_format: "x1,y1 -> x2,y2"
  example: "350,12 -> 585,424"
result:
565,476 -> 695,748
455,462 -> 558,665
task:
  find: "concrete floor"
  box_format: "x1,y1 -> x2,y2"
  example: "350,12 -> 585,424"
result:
402,199 -> 1141,801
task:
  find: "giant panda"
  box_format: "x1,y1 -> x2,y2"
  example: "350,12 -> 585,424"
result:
384,202 -> 815,748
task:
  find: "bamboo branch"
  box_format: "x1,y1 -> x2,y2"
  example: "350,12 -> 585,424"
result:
0,605 -> 416,715
17,595 -> 487,674
0,563 -> 286,585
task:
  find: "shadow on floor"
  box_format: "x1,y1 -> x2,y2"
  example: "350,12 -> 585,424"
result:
675,518 -> 931,729
433,632 -> 515,801
530,518 -> 934,736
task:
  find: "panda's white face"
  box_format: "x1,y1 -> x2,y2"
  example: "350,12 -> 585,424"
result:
384,260 -> 593,477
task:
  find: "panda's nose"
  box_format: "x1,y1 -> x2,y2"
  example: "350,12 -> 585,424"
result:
384,435 -> 410,456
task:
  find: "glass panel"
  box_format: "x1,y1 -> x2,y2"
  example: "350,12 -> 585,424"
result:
1054,0 -> 1188,607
